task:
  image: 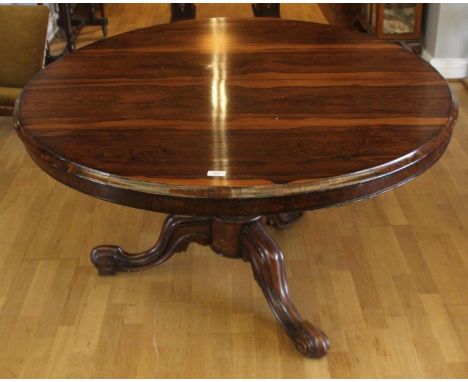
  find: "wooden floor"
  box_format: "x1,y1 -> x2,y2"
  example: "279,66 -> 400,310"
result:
2,4 -> 467,378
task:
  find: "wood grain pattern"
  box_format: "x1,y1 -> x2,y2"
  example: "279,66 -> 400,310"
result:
1,81 -> 467,376
15,18 -> 457,216
0,1 -> 466,374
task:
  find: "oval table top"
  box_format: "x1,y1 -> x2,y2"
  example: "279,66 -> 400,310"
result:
15,18 -> 457,216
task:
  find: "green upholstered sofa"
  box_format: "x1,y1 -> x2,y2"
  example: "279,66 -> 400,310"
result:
0,5 -> 49,116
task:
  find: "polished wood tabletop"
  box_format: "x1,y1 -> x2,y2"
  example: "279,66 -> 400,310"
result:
15,18 -> 457,217
14,18 -> 457,359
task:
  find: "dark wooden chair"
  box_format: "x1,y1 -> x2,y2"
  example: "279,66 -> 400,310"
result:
57,3 -> 108,53
171,4 -> 196,22
252,4 -> 280,17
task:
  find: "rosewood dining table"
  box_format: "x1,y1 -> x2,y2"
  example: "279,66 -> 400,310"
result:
14,18 -> 457,358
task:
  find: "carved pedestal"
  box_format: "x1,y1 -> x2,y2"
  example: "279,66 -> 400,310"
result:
91,213 -> 329,358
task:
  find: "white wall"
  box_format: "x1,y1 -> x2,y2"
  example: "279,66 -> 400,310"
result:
45,4 -> 59,44
423,4 -> 468,79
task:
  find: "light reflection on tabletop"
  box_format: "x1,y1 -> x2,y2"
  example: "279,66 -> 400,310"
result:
209,18 -> 229,182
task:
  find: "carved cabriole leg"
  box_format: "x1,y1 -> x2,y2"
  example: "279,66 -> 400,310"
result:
91,215 -> 211,275
266,211 -> 303,229
240,220 -> 329,358
90,213 -> 329,358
